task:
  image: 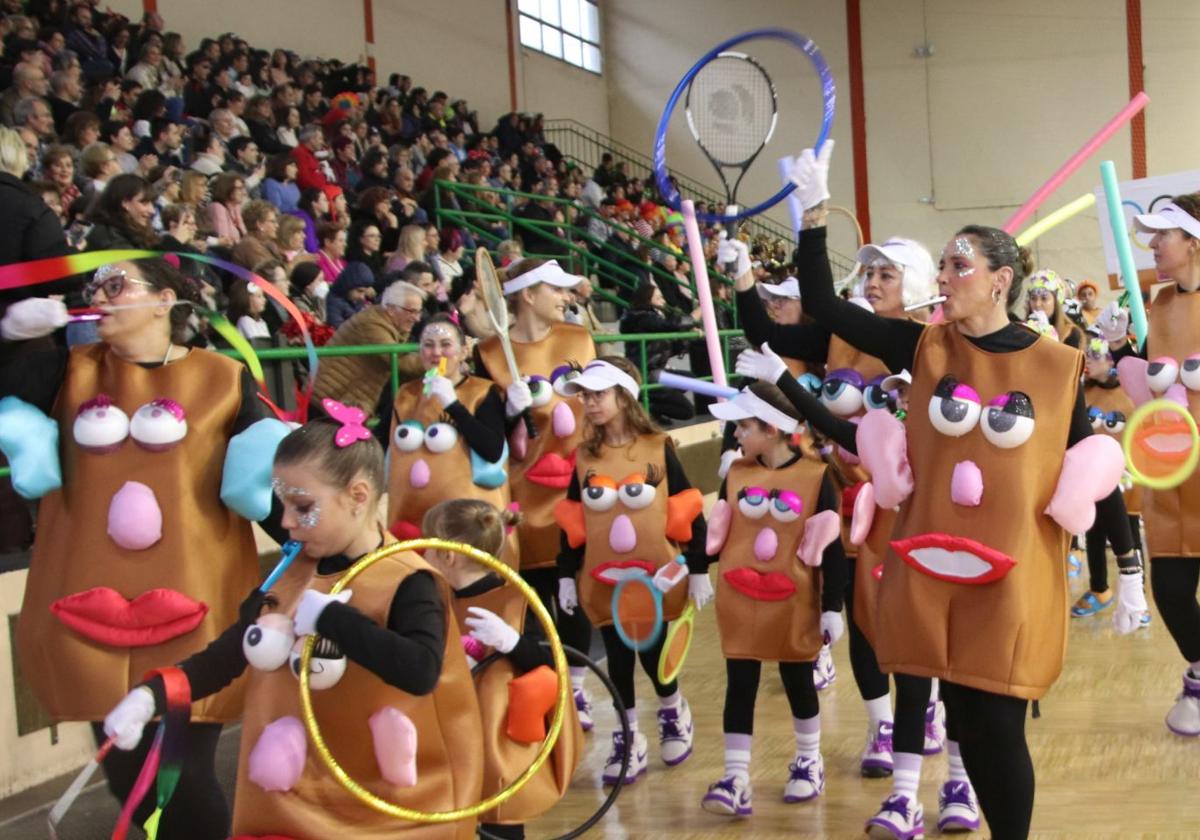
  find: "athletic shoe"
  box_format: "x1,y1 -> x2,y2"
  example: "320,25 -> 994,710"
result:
701,773 -> 753,816
813,643 -> 836,690
602,731 -> 648,785
657,699 -> 694,766
1165,670 -> 1200,737
783,753 -> 825,802
861,720 -> 894,778
1067,553 -> 1082,577
1070,589 -> 1114,618
922,700 -> 945,755
574,688 -> 594,732
866,794 -> 926,839
937,780 -> 981,833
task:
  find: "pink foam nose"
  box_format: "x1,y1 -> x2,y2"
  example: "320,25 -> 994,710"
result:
107,481 -> 163,550
409,458 -> 430,489
754,527 -> 778,562
608,514 -> 637,554
951,460 -> 983,507
1166,382 -> 1189,408
552,401 -> 576,438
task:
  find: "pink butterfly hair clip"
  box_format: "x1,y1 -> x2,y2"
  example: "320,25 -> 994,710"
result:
322,398 -> 372,448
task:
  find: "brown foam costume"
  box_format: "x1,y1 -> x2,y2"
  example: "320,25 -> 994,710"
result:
234,538 -> 483,839
1141,286 -> 1200,556
554,433 -> 703,627
18,345 -> 259,723
449,582 -> 582,825
850,506 -> 896,649
714,457 -> 827,662
1085,381 -> 1142,516
873,325 -> 1081,700
386,376 -> 519,567
477,324 -> 595,569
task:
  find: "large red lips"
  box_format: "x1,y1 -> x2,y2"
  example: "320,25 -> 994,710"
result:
589,559 -> 655,585
890,533 -> 1016,585
524,450 -> 577,489
51,587 -> 208,647
723,567 -> 797,601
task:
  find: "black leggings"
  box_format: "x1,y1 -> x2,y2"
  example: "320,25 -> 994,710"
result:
521,567 -> 594,655
1085,514 -> 1143,593
940,682 -> 1033,840
1151,556 -> 1200,663
845,556 -> 891,702
91,721 -> 229,840
599,624 -> 677,710
722,658 -> 818,734
891,673 -> 933,755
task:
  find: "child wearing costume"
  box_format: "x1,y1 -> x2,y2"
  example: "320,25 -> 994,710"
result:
102,410 -> 484,840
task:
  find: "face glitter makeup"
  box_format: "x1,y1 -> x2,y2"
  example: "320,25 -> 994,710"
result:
949,237 -> 977,278
272,477 -> 321,528
297,503 -> 321,529
421,323 -> 458,343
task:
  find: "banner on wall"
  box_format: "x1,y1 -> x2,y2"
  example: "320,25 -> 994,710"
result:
1093,168 -> 1200,291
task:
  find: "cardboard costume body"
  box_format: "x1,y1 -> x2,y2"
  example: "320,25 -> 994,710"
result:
478,324 -> 595,569
387,376 -> 519,567
450,583 -> 582,825
234,541 -> 483,839
1085,381 -> 1142,516
714,457 -> 826,662
874,326 -> 1081,700
18,345 -> 259,722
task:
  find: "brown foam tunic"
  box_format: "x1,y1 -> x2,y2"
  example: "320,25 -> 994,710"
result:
477,324 -> 595,569
387,376 -> 519,567
873,325 -> 1081,700
233,542 -> 483,839
715,457 -> 826,662
1142,286 -> 1200,557
18,345 -> 259,723
851,507 -> 896,649
449,582 -> 582,825
1085,381 -> 1142,516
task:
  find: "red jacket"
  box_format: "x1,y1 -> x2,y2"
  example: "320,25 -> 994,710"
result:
291,143 -> 330,192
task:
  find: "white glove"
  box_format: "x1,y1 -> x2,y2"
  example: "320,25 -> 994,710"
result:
788,140 -> 834,210
426,375 -> 457,408
293,589 -> 353,637
688,573 -> 714,611
557,578 -> 578,615
1113,570 -> 1148,635
103,686 -> 156,751
1,297 -> 69,340
505,380 -> 533,418
464,606 -> 520,654
735,342 -> 788,384
717,447 -> 743,480
820,610 -> 845,645
716,234 -> 752,278
1097,301 -> 1130,344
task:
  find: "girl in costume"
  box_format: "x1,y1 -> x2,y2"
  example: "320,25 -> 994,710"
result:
423,499 -> 583,840
474,257 -> 598,728
553,357 -> 707,785
103,410 -> 484,840
0,259 -> 288,838
1023,269 -> 1086,348
771,141 -> 1140,840
699,382 -> 847,816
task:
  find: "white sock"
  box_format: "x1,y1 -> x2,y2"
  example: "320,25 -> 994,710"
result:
724,734 -> 752,779
624,706 -> 638,735
865,695 -> 893,729
658,690 -> 682,710
569,667 -> 586,693
794,719 -> 821,759
891,752 -> 922,799
929,677 -> 940,702
946,740 -> 969,783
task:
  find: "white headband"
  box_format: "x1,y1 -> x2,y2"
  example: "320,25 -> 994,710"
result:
502,260 -> 580,295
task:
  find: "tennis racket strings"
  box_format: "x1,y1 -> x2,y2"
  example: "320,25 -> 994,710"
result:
685,52 -> 778,168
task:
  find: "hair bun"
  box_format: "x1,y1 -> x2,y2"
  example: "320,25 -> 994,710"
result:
1017,245 -> 1035,282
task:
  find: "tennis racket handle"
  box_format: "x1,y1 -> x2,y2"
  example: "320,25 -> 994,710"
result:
653,555 -> 688,592
523,409 -> 538,440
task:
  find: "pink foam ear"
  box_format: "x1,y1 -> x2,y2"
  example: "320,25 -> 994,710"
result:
950,460 -> 983,507
247,716 -> 307,792
1117,357 -> 1153,407
369,707 -> 418,787
798,510 -> 841,567
856,410 -> 914,509
706,499 -> 732,556
849,481 -> 876,546
107,481 -> 163,550
552,401 -> 576,438
1044,434 -> 1125,534
509,419 -> 528,461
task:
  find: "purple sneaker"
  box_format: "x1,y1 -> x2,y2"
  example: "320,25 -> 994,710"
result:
701,773 -> 753,816
574,688 -> 594,732
601,731 -> 648,785
657,700 -> 694,766
1166,670 -> 1200,736
783,753 -> 825,802
866,793 -> 925,839
861,721 -> 894,778
937,781 -> 980,833
813,643 -> 836,689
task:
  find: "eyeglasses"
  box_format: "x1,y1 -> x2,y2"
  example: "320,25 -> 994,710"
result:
388,304 -> 422,317
84,267 -> 155,304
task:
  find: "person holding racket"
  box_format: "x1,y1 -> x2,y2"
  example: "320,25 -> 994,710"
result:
699,382 -> 846,816
553,358 -> 707,786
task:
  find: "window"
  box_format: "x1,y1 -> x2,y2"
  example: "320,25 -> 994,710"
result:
518,0 -> 602,74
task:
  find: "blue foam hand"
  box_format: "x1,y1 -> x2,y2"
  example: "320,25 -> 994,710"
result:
221,418 -> 291,521
0,396 -> 61,499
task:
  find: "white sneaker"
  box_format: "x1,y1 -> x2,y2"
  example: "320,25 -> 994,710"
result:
601,730 -> 648,785
866,793 -> 925,839
813,643 -> 836,689
701,772 -> 753,816
657,699 -> 694,766
574,688 -> 594,732
1166,670 -> 1200,737
922,700 -> 945,755
937,780 -> 981,833
783,753 -> 825,802
861,720 -> 894,778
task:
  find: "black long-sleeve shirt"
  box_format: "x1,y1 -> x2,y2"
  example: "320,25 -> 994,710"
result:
373,377 -> 506,464
454,573 -> 553,672
735,284 -> 832,364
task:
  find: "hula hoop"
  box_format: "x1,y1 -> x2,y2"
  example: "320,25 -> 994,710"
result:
298,538 -> 570,823
1121,399 -> 1200,489
653,28 -> 836,223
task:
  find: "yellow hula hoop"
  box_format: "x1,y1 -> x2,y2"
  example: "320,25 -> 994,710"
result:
1121,399 -> 1200,490
298,538 -> 570,823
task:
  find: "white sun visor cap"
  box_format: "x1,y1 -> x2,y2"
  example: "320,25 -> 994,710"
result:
501,260 -> 582,295
880,369 -> 912,393
556,360 -> 640,400
708,388 -> 799,434
856,238 -> 935,275
1133,202 -> 1200,239
757,277 -> 801,299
